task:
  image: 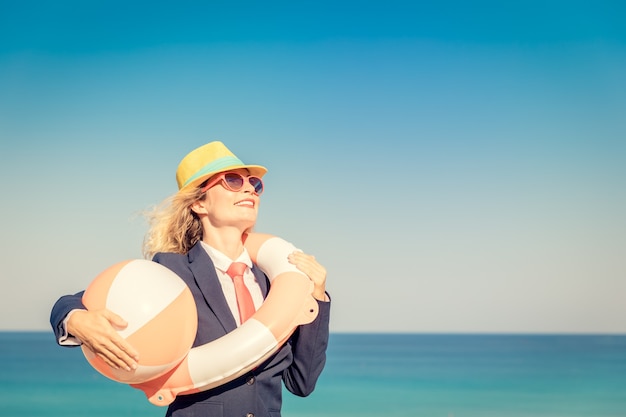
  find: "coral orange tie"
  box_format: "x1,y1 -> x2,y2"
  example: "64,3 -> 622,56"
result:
226,262 -> 256,324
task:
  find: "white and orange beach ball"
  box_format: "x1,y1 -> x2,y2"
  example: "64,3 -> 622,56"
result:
81,260 -> 197,384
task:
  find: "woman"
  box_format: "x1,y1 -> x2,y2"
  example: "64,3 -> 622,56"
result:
50,141 -> 331,417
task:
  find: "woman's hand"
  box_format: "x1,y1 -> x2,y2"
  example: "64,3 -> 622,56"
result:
67,309 -> 140,371
288,251 -> 327,301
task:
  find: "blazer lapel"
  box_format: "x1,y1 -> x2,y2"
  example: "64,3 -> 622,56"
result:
251,265 -> 269,297
187,243 -> 238,333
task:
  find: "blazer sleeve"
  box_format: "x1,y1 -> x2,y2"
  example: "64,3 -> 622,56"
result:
50,291 -> 86,345
282,296 -> 331,397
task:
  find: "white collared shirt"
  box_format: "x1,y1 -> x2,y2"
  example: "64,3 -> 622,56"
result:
200,241 -> 264,326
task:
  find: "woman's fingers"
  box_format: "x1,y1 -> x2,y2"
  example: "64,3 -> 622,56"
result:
67,309 -> 139,371
288,251 -> 327,300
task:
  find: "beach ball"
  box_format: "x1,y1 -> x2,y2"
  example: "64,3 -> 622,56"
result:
81,259 -> 197,384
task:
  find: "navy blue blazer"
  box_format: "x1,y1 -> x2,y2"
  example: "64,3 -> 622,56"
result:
50,242 -> 331,417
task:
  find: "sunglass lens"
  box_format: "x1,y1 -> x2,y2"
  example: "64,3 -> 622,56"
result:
224,173 -> 244,190
249,177 -> 263,194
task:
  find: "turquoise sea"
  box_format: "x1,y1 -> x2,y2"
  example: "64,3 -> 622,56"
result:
1,332 -> 625,417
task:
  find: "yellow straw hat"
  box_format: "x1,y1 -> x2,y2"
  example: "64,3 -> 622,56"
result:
176,141 -> 267,191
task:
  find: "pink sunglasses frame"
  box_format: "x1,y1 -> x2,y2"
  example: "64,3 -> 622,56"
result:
200,172 -> 264,195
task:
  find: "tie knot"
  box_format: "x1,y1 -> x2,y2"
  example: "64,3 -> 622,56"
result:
227,262 -> 248,279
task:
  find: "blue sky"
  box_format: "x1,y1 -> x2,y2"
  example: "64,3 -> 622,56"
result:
1,1 -> 625,333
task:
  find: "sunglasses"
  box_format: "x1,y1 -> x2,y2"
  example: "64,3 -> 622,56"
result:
201,172 -> 264,195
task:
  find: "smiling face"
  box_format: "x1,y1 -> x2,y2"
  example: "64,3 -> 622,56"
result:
192,168 -> 261,233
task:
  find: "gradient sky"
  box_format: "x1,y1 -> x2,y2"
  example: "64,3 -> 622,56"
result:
1,1 -> 625,333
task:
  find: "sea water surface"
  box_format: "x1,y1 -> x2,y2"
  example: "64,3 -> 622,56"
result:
1,332 -> 625,417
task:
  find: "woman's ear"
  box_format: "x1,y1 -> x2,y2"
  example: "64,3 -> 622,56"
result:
190,199 -> 207,215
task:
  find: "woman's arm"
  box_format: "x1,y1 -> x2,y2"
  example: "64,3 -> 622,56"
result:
283,299 -> 331,396
282,252 -> 331,396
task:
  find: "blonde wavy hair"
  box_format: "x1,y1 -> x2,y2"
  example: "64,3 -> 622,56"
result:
142,185 -> 206,260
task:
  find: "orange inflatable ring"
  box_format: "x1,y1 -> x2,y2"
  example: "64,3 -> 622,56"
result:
131,233 -> 320,406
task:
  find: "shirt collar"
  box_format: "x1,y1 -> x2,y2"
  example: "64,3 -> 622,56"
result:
200,241 -> 253,273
